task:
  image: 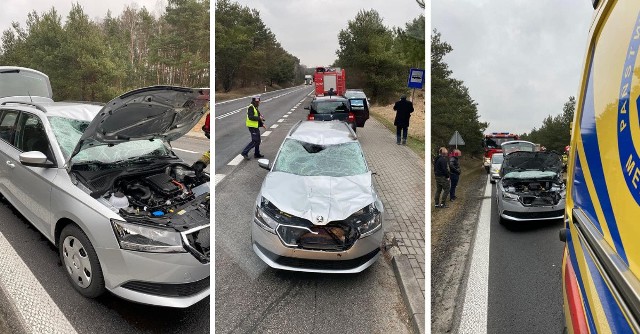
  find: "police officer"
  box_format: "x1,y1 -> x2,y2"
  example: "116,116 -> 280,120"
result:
241,96 -> 266,159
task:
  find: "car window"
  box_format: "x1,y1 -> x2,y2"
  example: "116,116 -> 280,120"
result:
314,101 -> 348,114
15,112 -> 54,161
0,110 -> 19,144
273,139 -> 368,177
492,154 -> 504,164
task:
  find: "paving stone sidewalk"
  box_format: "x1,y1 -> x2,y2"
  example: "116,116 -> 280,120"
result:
358,117 -> 426,334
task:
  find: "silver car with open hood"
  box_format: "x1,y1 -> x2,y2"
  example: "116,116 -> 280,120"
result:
496,151 -> 566,222
0,86 -> 210,307
252,121 -> 384,273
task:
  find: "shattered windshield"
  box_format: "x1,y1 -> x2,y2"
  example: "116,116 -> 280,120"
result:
48,116 -> 171,163
273,139 -> 368,176
314,101 -> 348,114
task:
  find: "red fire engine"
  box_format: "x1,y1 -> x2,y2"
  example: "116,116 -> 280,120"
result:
483,132 -> 519,173
314,67 -> 346,96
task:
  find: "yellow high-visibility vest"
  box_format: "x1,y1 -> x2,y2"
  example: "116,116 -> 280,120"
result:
246,104 -> 259,128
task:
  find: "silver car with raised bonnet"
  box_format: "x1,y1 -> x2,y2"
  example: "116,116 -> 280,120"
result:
0,85 -> 210,307
496,151 -> 566,223
252,121 -> 384,273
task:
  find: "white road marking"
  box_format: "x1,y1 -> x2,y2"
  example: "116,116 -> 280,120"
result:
458,176 -> 492,334
227,155 -> 244,166
216,107 -> 244,120
290,108 -> 295,111
214,86 -> 301,105
215,174 -> 226,185
283,115 -> 289,118
277,119 -> 284,123
261,131 -> 272,137
270,124 -> 279,129
287,112 -> 292,115
173,148 -> 198,154
0,233 -> 78,333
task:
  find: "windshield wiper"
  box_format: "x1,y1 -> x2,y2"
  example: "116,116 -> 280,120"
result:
123,155 -> 176,164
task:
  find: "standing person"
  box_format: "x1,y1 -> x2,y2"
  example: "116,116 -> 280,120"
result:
241,96 -> 266,160
449,149 -> 462,201
327,87 -> 336,96
434,147 -> 451,208
393,95 -> 414,145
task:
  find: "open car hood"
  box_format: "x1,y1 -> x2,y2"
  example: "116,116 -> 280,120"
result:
261,172 -> 376,225
69,86 -> 208,162
502,151 -> 562,176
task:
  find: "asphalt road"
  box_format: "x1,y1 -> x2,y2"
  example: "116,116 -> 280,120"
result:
214,85 -> 313,171
486,180 -> 565,333
0,136 -> 210,334
214,95 -> 410,333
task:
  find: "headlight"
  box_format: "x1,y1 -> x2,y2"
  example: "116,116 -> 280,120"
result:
484,157 -> 491,164
502,191 -> 519,201
111,219 -> 185,253
354,204 -> 382,237
254,197 -> 279,233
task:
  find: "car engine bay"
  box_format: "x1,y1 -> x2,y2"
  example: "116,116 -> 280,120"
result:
501,179 -> 565,206
74,163 -> 210,228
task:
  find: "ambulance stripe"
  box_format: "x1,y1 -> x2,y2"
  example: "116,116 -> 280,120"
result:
567,228 -> 598,333
582,237 -> 634,333
579,51 -> 628,265
573,155 -> 603,234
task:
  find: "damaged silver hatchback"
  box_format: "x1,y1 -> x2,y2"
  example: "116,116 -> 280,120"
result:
496,151 -> 566,222
252,121 -> 384,273
0,86 -> 209,307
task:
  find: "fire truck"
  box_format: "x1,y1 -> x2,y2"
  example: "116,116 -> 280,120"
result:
482,132 -> 519,173
314,67 -> 346,96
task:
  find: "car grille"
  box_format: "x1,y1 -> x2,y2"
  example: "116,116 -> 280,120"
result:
276,222 -> 358,251
183,226 -> 210,263
256,243 -> 379,270
503,209 -> 564,220
121,277 -> 210,297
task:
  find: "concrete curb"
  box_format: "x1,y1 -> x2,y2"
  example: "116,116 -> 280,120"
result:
392,253 -> 426,334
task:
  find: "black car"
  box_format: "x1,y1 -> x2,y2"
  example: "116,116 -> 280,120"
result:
305,96 -> 369,131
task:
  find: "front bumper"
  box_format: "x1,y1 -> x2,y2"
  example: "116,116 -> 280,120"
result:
498,196 -> 566,221
97,248 -> 210,308
251,219 -> 383,273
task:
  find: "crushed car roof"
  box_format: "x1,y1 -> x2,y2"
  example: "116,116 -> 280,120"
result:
289,121 -> 356,145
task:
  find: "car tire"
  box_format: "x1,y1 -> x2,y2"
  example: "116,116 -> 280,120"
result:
59,224 -> 105,298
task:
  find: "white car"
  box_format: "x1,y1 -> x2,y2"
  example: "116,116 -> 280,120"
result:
489,153 -> 504,183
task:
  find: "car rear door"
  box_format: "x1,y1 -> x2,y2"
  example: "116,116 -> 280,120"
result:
349,98 -> 369,127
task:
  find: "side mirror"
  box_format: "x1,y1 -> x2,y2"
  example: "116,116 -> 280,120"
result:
258,158 -> 271,170
19,151 -> 54,168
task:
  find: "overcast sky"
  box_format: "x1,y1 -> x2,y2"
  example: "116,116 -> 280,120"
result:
1,0 -> 164,34
433,0 -> 594,134
232,0 -> 424,67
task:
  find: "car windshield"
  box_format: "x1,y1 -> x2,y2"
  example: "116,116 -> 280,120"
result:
48,116 -> 171,163
0,70 -> 51,99
273,139 -> 367,177
314,101 -> 348,114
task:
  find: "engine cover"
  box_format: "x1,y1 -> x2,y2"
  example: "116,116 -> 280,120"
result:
145,173 -> 180,196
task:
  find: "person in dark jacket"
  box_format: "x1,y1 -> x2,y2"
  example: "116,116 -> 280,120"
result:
434,147 -> 450,208
393,95 -> 414,145
449,149 -> 462,201
241,96 -> 266,160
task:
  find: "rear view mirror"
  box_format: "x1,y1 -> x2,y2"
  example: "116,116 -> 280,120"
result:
19,151 -> 54,168
258,158 -> 271,170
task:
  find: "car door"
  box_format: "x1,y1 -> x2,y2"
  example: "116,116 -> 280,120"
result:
349,98 -> 369,127
3,111 -> 57,234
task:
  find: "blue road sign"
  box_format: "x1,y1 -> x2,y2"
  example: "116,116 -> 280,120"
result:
407,68 -> 425,89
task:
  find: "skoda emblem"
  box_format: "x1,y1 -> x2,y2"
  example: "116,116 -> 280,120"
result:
316,216 -> 324,224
